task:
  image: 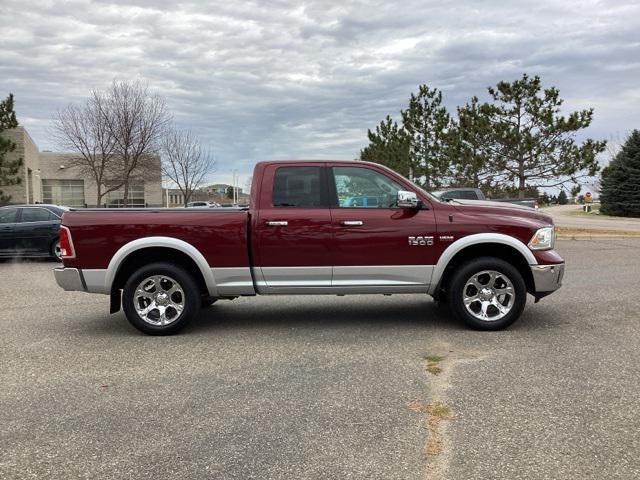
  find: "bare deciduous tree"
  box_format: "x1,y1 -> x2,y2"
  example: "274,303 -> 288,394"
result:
52,80 -> 170,207
52,98 -> 120,206
161,128 -> 215,206
97,80 -> 170,205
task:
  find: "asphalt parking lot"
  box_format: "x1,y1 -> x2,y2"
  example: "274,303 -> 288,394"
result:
1,238 -> 639,479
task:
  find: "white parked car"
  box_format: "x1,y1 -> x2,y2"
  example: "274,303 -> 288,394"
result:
185,201 -> 219,208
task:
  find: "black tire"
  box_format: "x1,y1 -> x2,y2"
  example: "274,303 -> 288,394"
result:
122,262 -> 201,335
51,238 -> 62,262
202,298 -> 218,307
447,256 -> 527,330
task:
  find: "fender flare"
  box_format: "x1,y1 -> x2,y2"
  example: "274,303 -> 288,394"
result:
104,236 -> 218,296
427,233 -> 537,295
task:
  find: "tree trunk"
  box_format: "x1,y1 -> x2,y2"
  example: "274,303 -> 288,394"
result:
122,182 -> 129,207
518,155 -> 526,199
518,176 -> 526,199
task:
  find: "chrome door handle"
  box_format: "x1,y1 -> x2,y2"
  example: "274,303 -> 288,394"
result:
266,220 -> 288,226
341,220 -> 363,226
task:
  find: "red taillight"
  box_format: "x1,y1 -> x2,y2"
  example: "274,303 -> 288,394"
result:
59,226 -> 75,258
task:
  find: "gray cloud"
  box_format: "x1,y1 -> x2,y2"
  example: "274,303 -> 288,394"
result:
1,0 -> 639,185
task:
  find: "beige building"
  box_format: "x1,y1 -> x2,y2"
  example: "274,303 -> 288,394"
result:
0,127 -> 162,207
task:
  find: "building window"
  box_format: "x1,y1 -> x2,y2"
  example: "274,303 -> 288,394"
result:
106,185 -> 145,208
42,179 -> 85,207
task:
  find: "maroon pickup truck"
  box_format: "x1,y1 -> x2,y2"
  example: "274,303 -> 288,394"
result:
54,160 -> 564,335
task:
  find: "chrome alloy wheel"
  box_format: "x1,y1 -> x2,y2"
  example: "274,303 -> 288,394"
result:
462,270 -> 515,322
134,275 -> 185,326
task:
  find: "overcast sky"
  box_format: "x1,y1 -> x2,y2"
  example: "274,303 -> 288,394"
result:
1,0 -> 639,187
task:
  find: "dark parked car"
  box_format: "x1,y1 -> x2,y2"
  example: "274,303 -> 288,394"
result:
0,204 -> 68,261
431,188 -> 486,201
431,188 -> 539,209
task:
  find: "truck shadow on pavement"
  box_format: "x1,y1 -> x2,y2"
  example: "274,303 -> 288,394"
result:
78,295 -> 558,337
192,298 -> 459,333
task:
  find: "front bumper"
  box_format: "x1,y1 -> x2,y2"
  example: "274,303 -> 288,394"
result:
530,263 -> 564,297
54,267 -> 86,292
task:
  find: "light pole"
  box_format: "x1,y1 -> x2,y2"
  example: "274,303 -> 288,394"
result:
231,169 -> 238,204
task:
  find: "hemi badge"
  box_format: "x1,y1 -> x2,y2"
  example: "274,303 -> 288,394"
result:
439,235 -> 454,241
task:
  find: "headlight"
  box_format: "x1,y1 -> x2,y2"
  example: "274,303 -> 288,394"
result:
528,226 -> 555,250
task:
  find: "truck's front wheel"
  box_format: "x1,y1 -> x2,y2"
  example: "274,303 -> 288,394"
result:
122,262 -> 201,335
447,257 -> 526,330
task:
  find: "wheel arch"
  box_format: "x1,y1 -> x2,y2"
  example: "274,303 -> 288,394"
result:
429,234 -> 536,297
106,237 -> 217,297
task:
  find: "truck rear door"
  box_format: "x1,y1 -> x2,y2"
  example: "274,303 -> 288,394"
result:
252,162 -> 333,289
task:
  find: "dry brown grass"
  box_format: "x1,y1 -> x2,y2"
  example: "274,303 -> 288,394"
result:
409,400 -> 453,456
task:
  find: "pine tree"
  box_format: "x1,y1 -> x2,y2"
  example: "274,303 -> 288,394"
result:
481,74 -> 606,198
600,130 -> 640,216
0,94 -> 22,203
401,85 -> 452,189
360,116 -> 410,177
449,96 -> 495,187
557,190 -> 568,205
540,192 -> 551,206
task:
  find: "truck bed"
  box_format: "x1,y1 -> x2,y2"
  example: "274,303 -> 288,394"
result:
62,209 -> 251,270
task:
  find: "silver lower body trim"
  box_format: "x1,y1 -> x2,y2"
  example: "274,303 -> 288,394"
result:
53,267 -> 85,292
332,265 -> 432,287
254,266 -> 332,291
254,265 -> 432,294
257,285 -> 429,295
211,267 -> 255,296
530,263 -> 564,293
83,269 -> 108,294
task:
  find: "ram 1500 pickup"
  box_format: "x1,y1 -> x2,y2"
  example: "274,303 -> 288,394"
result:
54,160 -> 564,335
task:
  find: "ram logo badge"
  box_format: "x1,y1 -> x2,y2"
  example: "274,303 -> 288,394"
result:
408,236 -> 434,246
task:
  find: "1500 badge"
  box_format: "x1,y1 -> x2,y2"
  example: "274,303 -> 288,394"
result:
408,236 -> 434,246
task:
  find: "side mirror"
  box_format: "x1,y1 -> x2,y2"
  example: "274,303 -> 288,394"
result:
397,190 -> 419,208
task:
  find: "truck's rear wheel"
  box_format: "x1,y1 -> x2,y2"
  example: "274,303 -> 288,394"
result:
447,257 -> 526,330
122,262 -> 200,335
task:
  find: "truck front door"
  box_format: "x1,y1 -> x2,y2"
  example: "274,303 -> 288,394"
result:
253,163 -> 333,290
328,165 -> 438,291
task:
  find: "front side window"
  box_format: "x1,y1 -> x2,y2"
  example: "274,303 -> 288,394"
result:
272,166 -> 322,207
20,208 -> 52,222
333,167 -> 404,208
0,207 -> 18,224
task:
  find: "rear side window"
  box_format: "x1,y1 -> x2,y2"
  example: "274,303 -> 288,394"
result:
0,207 -> 18,223
272,166 -> 323,207
20,208 -> 52,222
